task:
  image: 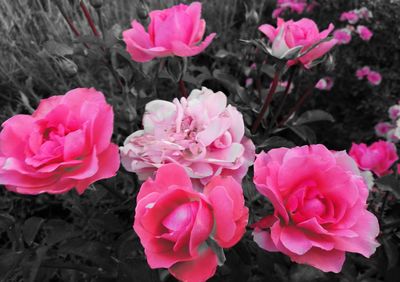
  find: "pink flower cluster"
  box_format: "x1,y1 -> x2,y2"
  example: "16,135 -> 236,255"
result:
272,0 -> 315,18
0,88 -> 120,194
356,66 -> 382,86
350,141 -> 398,177
134,164 -> 248,282
120,87 -> 255,188
253,145 -> 380,272
335,7 -> 373,44
375,102 -> 400,143
340,7 -> 373,24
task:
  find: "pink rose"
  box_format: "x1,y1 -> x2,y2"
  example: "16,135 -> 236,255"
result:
315,77 -> 334,91
357,25 -> 373,41
259,18 -> 337,68
134,164 -> 248,282
356,66 -> 370,79
367,71 -> 382,86
349,141 -> 398,176
333,28 -> 352,45
340,11 -> 359,24
252,145 -> 380,272
389,105 -> 400,120
375,122 -> 393,137
122,2 -> 216,62
120,87 -> 255,188
0,88 -> 120,194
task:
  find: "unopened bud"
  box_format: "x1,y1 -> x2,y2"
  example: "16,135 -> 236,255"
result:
246,10 -> 259,25
56,56 -> 78,77
136,1 -> 149,21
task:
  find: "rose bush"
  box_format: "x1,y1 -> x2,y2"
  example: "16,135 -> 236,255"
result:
252,145 -> 380,273
120,87 -> 255,187
0,88 -> 120,194
122,2 -> 216,62
133,163 -> 248,282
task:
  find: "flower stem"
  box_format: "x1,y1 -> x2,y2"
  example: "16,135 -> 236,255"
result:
278,84 -> 314,127
54,2 -> 81,37
80,0 -> 100,37
269,66 -> 297,132
179,79 -> 188,98
251,66 -> 282,134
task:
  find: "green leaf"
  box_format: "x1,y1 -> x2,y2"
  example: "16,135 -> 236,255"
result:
289,264 -> 326,282
23,217 -> 45,245
22,246 -> 48,282
212,70 -> 245,99
0,251 -> 24,280
0,213 -> 14,233
383,237 -> 399,269
42,40 -> 73,57
294,110 -> 335,125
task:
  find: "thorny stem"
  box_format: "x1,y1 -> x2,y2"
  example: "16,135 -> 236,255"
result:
269,66 -> 297,132
79,0 -> 100,37
278,83 -> 314,127
251,65 -> 282,134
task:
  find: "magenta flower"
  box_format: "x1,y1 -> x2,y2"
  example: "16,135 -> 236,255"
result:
356,66 -> 371,80
333,28 -> 352,45
315,77 -> 334,91
367,71 -> 382,86
122,2 -> 216,62
134,164 -> 248,282
253,145 -> 380,272
0,88 -> 120,195
340,11 -> 359,24
375,122 -> 393,138
350,141 -> 398,176
357,25 -> 373,41
259,18 -> 337,68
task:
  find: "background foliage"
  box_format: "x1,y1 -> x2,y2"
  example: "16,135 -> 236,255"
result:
0,0 -> 400,281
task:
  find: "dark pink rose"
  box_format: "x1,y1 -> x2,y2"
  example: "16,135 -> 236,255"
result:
122,2 -> 216,62
134,164 -> 248,282
253,145 -> 380,272
0,88 -> 120,194
349,141 -> 398,176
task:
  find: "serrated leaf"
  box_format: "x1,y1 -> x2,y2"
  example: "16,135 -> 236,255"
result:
295,110 -> 335,125
23,217 -> 45,245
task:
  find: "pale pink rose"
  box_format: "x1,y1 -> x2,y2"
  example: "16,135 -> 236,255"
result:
367,71 -> 382,86
315,77 -> 334,91
134,164 -> 248,282
350,141 -> 398,176
333,28 -> 352,45
357,25 -> 373,41
356,66 -> 370,79
120,87 -> 255,188
259,18 -> 337,68
0,88 -> 120,195
357,7 -> 373,20
388,105 -> 400,120
340,11 -> 359,24
252,145 -> 380,272
122,2 -> 216,62
375,122 -> 393,137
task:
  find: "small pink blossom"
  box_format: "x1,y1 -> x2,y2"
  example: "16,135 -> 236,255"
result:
357,25 -> 373,41
349,141 -> 398,176
253,145 -> 380,272
389,105 -> 400,120
120,87 -> 255,188
387,128 -> 400,143
340,11 -> 359,24
333,28 -> 352,45
315,77 -> 334,91
375,122 -> 393,137
356,66 -> 370,79
357,7 -> 373,20
122,2 -> 216,62
367,71 -> 382,86
245,78 -> 254,88
272,0 -> 308,18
